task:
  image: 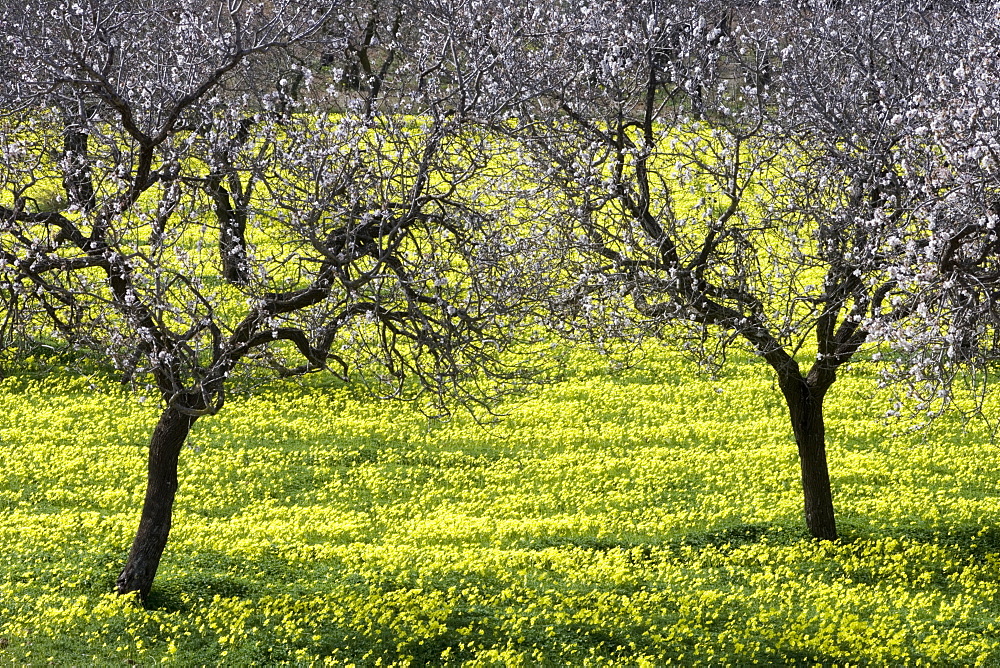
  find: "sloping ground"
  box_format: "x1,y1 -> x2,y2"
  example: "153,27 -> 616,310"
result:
0,348 -> 998,665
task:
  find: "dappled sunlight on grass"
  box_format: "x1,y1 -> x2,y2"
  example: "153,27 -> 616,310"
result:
1,347 -> 998,664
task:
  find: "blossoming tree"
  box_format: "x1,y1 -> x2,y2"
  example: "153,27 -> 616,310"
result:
502,0 -> 988,539
0,0 -> 542,599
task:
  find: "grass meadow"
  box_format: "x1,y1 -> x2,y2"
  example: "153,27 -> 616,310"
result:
1,346 -> 999,665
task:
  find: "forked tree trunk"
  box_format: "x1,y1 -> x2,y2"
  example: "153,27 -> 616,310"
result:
116,407 -> 197,600
780,378 -> 838,540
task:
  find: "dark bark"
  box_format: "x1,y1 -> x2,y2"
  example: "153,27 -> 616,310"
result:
779,376 -> 838,540
116,407 -> 197,600
205,173 -> 251,286
61,126 -> 96,212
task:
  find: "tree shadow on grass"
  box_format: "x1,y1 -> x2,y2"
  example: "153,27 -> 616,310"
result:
145,574 -> 256,612
891,524 -> 1000,560
526,522 -> 800,557
835,520 -> 1000,559
144,547 -> 299,611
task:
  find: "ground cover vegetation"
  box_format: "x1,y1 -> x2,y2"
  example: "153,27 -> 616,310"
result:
1,350 -> 1000,664
3,0 -> 1000,661
499,0 -> 1000,542
0,0 -> 550,598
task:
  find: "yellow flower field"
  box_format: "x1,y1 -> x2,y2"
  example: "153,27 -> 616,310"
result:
1,346 -> 999,665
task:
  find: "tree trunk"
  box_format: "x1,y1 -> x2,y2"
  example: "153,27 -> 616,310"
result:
61,126 -> 96,212
116,407 -> 197,600
205,173 -> 251,286
781,379 -> 838,540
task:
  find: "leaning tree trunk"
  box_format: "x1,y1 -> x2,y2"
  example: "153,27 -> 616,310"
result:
780,377 -> 838,540
116,407 -> 197,600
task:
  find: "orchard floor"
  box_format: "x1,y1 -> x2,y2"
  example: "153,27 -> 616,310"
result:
1,347 -> 999,665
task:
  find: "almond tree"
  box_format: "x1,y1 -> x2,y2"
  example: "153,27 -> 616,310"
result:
505,0 -> 979,539
863,1 -> 1000,425
0,0 -> 542,599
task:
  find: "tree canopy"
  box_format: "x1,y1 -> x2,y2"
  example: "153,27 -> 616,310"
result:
0,0 -> 546,598
2,0 -> 999,597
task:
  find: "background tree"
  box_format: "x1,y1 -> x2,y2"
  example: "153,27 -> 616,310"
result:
503,0 -> 979,539
868,2 -> 1000,417
0,0 -> 542,600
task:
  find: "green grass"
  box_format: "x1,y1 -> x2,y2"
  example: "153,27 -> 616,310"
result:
1,347 -> 999,665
